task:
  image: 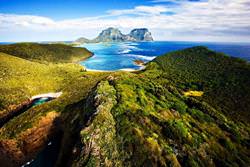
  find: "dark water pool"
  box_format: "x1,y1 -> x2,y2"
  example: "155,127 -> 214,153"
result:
22,132 -> 63,167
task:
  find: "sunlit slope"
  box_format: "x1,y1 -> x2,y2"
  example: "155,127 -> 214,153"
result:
0,52 -> 109,166
72,47 -> 250,167
0,52 -> 84,111
152,46 -> 250,123
0,43 -> 92,63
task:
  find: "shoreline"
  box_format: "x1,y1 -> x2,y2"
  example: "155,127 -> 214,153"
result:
86,65 -> 145,72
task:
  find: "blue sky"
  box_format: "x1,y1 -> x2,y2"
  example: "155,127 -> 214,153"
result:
0,0 -> 152,20
0,0 -> 250,42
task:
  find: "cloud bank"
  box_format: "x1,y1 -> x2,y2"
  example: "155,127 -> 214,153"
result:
1,0 -> 250,42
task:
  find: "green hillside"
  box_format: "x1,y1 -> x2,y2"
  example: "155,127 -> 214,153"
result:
0,43 -> 92,63
72,47 -> 250,167
152,46 -> 250,123
0,46 -> 249,167
0,51 -> 109,166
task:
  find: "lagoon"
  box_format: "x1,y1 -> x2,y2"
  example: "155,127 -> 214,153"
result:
79,41 -> 250,71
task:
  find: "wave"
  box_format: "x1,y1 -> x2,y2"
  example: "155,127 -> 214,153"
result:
125,54 -> 156,61
120,43 -> 142,51
118,49 -> 132,54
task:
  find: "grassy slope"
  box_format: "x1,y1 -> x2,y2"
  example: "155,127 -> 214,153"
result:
0,43 -> 92,63
152,46 -> 250,123
0,52 -> 109,139
1,45 -> 250,167
74,47 -> 250,167
0,52 -> 82,111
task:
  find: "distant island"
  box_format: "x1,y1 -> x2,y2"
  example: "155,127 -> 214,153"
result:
75,27 -> 153,43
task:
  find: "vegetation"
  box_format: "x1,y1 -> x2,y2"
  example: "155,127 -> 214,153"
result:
0,47 -> 109,166
74,46 -> 250,166
0,43 -> 92,63
0,52 -> 109,137
0,45 -> 250,167
152,46 -> 250,123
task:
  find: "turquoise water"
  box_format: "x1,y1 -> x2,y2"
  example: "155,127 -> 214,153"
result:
32,97 -> 52,106
79,41 -> 250,71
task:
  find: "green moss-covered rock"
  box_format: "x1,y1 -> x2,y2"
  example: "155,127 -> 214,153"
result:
73,81 -> 121,167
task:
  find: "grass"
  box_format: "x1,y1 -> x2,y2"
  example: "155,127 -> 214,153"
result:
1,45 -> 250,167
0,52 -> 82,112
152,46 -> 250,123
73,47 -> 250,166
0,43 -> 93,63
0,51 -> 110,139
184,91 -> 204,97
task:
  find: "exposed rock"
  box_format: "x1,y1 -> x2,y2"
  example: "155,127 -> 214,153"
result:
128,28 -> 153,41
74,27 -> 154,43
72,81 -> 121,166
0,111 -> 61,167
134,60 -> 145,66
93,27 -> 125,42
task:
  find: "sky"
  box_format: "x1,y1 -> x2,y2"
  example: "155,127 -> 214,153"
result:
0,0 -> 250,42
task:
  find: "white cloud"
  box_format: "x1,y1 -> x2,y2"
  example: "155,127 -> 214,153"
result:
0,14 -> 55,28
108,5 -> 170,16
0,0 -> 250,42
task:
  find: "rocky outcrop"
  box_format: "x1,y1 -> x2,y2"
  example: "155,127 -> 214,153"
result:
128,28 -> 153,41
75,27 -> 153,43
0,111 -> 61,167
93,27 -> 125,42
0,100 -> 32,128
72,80 -> 121,166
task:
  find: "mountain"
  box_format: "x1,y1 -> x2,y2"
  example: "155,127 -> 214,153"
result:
93,27 -> 125,42
0,45 -> 250,167
128,28 -> 153,41
75,27 -> 154,43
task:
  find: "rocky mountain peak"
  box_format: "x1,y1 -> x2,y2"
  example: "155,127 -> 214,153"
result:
94,27 -> 125,42
129,28 -> 153,41
75,27 -> 154,43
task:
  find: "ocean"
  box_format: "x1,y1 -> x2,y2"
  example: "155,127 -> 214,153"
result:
1,41 -> 249,71
79,41 -> 250,71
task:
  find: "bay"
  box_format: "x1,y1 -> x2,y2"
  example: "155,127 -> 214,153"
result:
80,41 -> 250,71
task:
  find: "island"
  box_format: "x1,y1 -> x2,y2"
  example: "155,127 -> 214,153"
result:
75,27 -> 153,44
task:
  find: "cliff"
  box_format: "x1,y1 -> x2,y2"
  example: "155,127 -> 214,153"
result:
75,27 -> 154,43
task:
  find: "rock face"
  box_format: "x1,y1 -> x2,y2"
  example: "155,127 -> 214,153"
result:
128,28 -> 154,41
75,27 -> 153,43
93,27 -> 125,42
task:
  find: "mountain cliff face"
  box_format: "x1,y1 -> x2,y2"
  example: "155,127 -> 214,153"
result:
93,27 -> 125,42
75,27 -> 154,43
128,28 -> 153,41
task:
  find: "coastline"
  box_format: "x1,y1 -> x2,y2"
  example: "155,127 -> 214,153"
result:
85,65 -> 145,72
75,50 -> 94,63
